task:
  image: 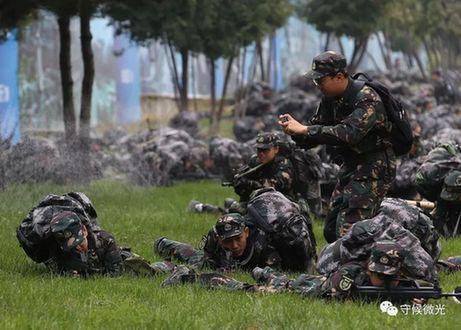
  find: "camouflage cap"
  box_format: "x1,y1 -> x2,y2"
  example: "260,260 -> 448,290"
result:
440,170 -> 461,202
304,51 -> 347,80
255,132 -> 279,149
50,211 -> 85,251
214,213 -> 246,240
368,240 -> 403,275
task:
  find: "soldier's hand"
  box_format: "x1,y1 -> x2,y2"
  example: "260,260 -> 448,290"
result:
278,114 -> 308,135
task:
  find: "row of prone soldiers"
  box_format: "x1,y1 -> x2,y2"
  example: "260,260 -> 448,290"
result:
17,51 -> 461,303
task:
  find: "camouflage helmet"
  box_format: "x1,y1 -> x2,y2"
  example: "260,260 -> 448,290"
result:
255,132 -> 279,149
368,240 -> 404,275
50,211 -> 85,251
304,51 -> 347,80
440,170 -> 461,202
214,213 -> 246,240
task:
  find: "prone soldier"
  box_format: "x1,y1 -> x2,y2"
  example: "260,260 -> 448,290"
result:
155,204 -> 316,273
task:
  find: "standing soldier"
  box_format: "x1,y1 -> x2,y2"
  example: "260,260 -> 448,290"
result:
279,51 -> 396,242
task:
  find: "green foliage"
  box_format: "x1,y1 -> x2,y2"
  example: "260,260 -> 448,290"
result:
0,0 -> 38,39
1,180 -> 461,328
296,0 -> 392,41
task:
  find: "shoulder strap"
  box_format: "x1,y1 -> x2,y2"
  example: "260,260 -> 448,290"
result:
344,78 -> 366,111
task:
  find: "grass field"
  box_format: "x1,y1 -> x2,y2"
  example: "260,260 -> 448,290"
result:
1,180 -> 460,329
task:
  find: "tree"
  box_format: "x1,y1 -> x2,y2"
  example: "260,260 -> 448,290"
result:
197,0 -> 292,135
296,0 -> 392,71
105,0 -> 203,112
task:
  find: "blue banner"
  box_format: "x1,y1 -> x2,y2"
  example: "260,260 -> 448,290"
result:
0,31 -> 20,143
114,34 -> 141,124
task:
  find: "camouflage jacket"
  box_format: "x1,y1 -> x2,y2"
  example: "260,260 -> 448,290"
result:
202,225 -> 282,271
289,261 -> 431,301
415,144 -> 461,201
293,79 -> 393,159
317,199 -> 438,283
45,228 -> 123,277
234,154 -> 295,201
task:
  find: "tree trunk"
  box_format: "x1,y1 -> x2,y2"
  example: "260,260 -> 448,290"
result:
211,55 -> 235,135
164,42 -> 181,111
349,38 -> 368,72
180,49 -> 189,112
208,59 -> 216,131
423,39 -> 434,72
375,32 -> 391,70
57,15 -> 76,142
256,40 -> 265,81
240,47 -> 247,90
412,50 -> 427,80
79,1 -> 94,145
266,34 -> 274,86
365,50 -> 381,72
336,36 -> 345,56
324,32 -> 331,51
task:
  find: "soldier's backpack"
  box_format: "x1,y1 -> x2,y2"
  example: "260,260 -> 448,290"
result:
245,187 -> 317,272
278,141 -> 324,199
415,144 -> 461,201
351,73 -> 414,156
16,192 -> 99,263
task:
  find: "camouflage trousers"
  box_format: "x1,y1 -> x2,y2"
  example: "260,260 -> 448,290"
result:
188,198 -> 247,215
154,237 -> 207,268
324,150 -> 396,242
120,248 -> 176,277
162,265 -> 328,298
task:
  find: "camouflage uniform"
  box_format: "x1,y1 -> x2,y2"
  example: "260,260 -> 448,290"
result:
155,214 -> 283,272
156,205 -> 316,273
233,133 -> 295,203
415,144 -> 461,237
17,192 -> 173,277
432,170 -> 461,237
317,199 -> 438,283
295,51 -> 396,242
163,241 -> 433,303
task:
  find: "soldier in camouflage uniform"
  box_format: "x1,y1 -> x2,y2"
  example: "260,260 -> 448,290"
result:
188,132 -> 296,215
415,144 -> 461,237
279,51 -> 396,242
17,192 -> 174,277
431,170 -> 461,237
233,132 -> 295,203
47,212 -> 175,277
163,241 -> 436,303
156,205 -> 316,273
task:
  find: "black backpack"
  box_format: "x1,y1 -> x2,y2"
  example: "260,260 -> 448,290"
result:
16,192 -> 99,263
246,188 -> 317,271
352,73 -> 414,156
278,141 -> 324,199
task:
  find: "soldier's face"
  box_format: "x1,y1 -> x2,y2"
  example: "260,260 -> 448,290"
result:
257,146 -> 279,164
220,227 -> 250,257
315,73 -> 347,97
368,271 -> 399,288
75,226 -> 89,253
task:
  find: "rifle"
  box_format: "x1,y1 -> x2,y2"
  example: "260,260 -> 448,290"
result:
222,162 -> 266,187
355,279 -> 461,304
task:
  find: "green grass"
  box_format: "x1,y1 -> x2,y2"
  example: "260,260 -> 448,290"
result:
1,180 -> 460,329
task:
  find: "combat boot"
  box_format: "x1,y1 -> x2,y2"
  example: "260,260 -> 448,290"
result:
187,200 -> 204,213
161,265 -> 197,286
